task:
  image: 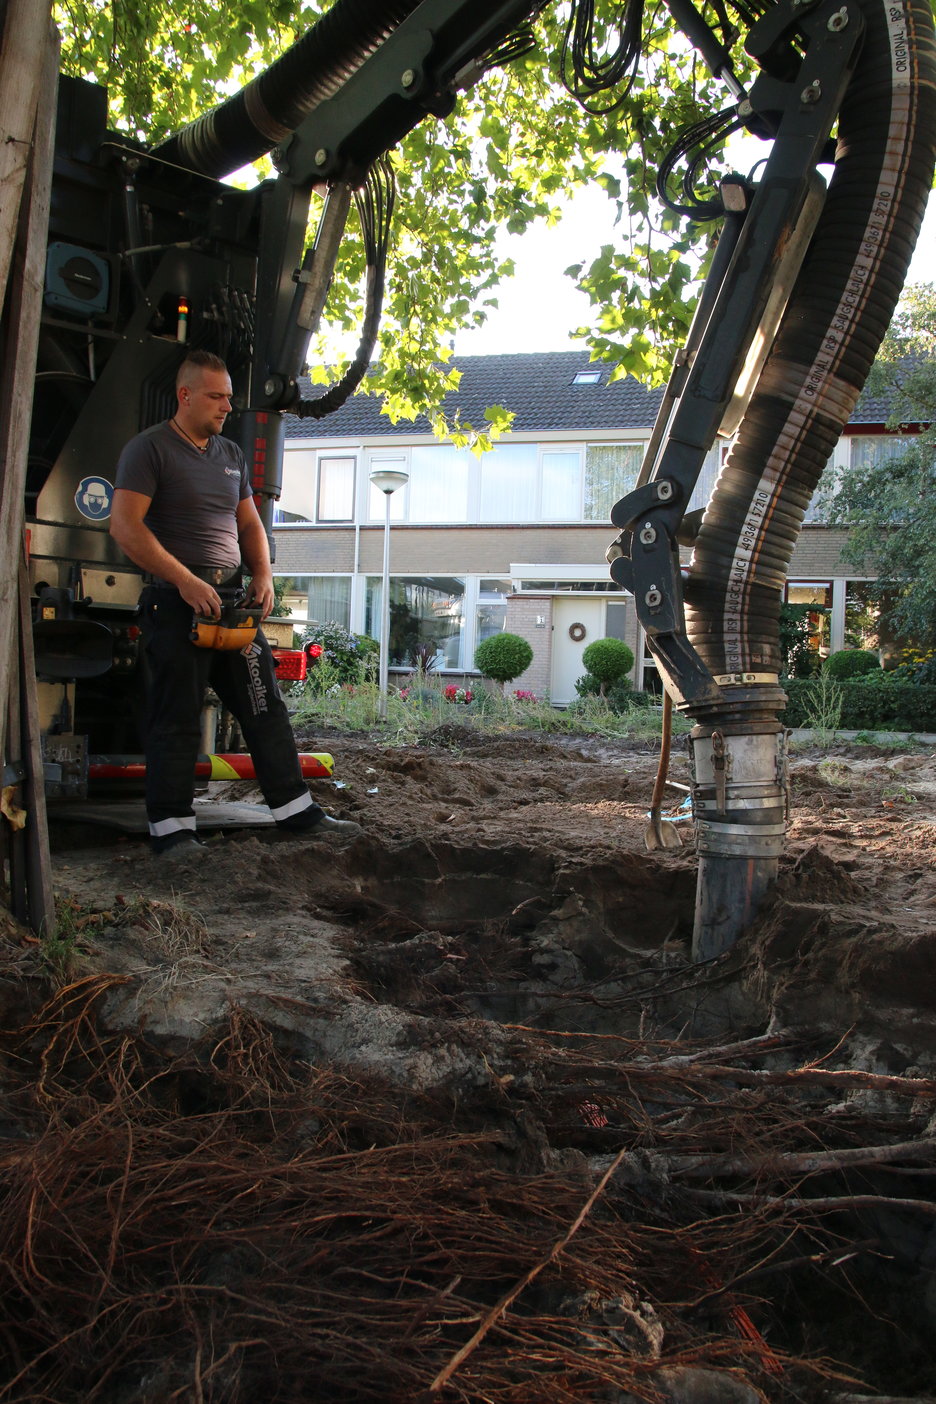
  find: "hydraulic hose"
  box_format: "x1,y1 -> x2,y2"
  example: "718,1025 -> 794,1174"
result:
683,0 -> 936,960
684,0 -> 936,701
152,0 -> 424,178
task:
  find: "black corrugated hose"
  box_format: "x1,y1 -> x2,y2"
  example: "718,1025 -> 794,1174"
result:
153,0 -> 424,178
684,0 -> 936,718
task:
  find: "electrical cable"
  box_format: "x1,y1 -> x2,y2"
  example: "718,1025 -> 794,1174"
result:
292,155 -> 396,421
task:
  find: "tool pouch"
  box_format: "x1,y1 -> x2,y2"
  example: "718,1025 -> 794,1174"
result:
190,604 -> 260,651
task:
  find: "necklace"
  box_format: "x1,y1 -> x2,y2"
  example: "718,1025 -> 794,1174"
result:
170,417 -> 209,453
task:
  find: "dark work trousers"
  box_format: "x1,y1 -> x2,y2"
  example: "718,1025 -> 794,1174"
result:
140,586 -> 324,843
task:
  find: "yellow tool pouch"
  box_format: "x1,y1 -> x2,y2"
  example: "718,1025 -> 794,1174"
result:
190,605 -> 260,651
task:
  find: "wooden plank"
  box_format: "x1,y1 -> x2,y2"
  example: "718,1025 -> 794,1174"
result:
18,549 -> 54,935
0,25 -> 58,935
0,22 -> 58,775
0,0 -> 49,309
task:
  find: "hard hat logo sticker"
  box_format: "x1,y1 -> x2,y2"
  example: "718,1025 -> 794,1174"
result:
75,477 -> 114,521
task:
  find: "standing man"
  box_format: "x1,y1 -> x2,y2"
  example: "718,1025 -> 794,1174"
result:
110,349 -> 360,857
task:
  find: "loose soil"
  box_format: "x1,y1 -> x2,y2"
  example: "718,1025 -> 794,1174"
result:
2,730 -> 936,1402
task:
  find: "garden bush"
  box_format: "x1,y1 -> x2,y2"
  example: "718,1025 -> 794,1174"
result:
474,632 -> 533,687
299,622 -> 376,687
574,675 -> 649,714
823,648 -> 881,680
580,638 -> 635,693
782,678 -> 936,731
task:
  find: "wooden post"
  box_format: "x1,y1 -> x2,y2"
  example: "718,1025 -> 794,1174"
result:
0,0 -> 50,310
0,18 -> 58,934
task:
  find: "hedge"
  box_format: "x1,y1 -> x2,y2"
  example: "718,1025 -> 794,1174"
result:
781,678 -> 936,731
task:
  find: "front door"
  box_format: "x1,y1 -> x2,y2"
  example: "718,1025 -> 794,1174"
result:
550,598 -> 605,706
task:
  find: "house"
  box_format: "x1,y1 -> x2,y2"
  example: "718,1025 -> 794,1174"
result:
272,351 -> 911,702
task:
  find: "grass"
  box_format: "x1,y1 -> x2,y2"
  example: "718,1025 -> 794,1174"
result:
289,673 -> 688,745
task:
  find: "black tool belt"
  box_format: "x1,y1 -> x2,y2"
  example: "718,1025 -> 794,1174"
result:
143,565 -> 242,588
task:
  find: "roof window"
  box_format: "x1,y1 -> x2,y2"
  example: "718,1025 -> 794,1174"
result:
572,369 -> 602,385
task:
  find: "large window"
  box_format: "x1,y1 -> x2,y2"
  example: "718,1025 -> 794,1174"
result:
584,443 -> 643,521
274,574 -> 351,628
367,456 -> 408,521
317,457 -> 355,522
365,576 -> 466,668
409,445 -> 471,522
850,435 -> 910,470
480,443 -> 539,522
276,452 -> 355,524
541,451 -> 580,519
786,581 -> 832,662
477,578 -> 511,645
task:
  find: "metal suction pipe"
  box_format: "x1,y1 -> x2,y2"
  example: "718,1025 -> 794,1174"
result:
689,719 -> 789,962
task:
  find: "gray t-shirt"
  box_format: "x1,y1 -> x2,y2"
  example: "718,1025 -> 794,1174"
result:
114,422 -> 252,572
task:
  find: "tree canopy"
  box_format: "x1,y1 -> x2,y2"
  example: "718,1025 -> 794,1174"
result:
52,0 -> 936,438
828,282 -> 936,648
51,0 -> 756,430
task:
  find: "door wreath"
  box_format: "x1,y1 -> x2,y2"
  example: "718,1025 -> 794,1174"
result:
568,622 -> 586,642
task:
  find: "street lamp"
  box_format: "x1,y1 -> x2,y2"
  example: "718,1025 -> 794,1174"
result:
369,468 -> 409,717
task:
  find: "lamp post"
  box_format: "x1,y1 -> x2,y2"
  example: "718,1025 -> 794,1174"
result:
369,468 -> 409,717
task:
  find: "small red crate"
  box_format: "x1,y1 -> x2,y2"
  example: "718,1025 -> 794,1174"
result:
272,649 -> 308,681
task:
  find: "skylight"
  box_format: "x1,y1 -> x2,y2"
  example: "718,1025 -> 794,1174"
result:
572,370 -> 602,385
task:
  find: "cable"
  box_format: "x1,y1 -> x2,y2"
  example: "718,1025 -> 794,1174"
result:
292,155 -> 396,421
656,106 -> 746,217
559,0 -> 646,113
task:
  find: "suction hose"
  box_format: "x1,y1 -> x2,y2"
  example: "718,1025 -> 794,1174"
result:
152,0 -> 424,178
683,0 -> 936,959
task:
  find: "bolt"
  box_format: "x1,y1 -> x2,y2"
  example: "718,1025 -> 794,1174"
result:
656,480 -> 674,501
800,80 -> 821,104
314,147 -> 329,167
639,523 -> 657,545
827,6 -> 848,28
645,587 -> 662,608
401,68 -> 416,88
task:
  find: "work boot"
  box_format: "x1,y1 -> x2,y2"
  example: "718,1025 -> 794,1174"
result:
152,833 -> 207,859
278,812 -> 362,840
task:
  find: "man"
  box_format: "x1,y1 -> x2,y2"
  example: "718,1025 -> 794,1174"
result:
110,349 -> 360,857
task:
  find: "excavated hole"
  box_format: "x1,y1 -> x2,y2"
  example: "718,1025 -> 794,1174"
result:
329,838 -> 699,1034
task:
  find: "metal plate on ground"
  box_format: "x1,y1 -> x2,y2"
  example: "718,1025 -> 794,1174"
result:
47,800 -> 276,834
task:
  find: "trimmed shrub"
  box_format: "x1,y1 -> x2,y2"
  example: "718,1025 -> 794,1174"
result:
823,648 -> 881,680
782,678 -> 936,731
580,638 -> 635,694
474,632 -> 534,687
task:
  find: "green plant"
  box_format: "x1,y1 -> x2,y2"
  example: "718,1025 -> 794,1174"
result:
823,648 -> 881,680
579,638 -> 635,695
801,674 -> 843,742
574,675 -> 646,713
300,622 -> 370,688
474,632 -> 533,689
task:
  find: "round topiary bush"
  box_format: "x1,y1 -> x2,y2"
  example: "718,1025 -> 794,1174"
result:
580,638 -> 635,695
474,632 -> 533,688
823,648 -> 881,680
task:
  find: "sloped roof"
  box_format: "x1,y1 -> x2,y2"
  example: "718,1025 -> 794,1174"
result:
284,350 -> 920,441
284,352 -> 663,440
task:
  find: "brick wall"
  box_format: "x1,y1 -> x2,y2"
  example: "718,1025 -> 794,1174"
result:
504,595 -> 552,697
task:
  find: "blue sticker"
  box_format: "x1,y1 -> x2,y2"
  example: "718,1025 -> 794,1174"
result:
75,476 -> 114,520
